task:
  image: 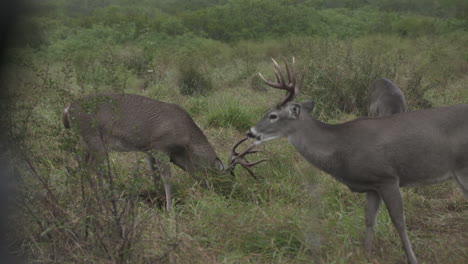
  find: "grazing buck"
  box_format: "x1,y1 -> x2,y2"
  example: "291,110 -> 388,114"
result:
62,93 -> 264,210
247,58 -> 468,264
368,78 -> 407,117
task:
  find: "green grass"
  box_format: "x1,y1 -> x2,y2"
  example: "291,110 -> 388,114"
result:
9,73 -> 468,263
4,5 -> 468,263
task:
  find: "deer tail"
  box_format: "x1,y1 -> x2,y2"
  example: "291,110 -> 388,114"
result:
62,103 -> 71,129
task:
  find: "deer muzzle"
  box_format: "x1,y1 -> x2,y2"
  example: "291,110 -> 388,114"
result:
246,128 -> 260,140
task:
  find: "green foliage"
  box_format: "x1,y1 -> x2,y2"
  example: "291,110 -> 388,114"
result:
5,1 -> 468,263
181,0 -> 321,41
206,99 -> 257,131
182,197 -> 313,260
402,65 -> 433,110
249,73 -> 267,92
293,38 -> 397,118
71,48 -> 131,92
178,61 -> 213,96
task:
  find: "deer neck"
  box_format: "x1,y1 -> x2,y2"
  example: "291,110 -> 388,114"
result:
288,116 -> 340,174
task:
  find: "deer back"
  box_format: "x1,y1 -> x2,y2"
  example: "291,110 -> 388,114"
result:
65,93 -> 220,172
368,78 -> 407,117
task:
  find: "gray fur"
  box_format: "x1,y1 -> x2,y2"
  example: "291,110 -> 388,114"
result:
63,93 -> 222,209
368,78 -> 407,117
248,101 -> 468,264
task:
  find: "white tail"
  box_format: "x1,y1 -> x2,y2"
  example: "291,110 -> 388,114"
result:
247,58 -> 468,264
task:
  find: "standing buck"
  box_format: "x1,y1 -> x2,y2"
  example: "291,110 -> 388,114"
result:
247,58 -> 468,264
368,78 -> 407,117
62,93 -> 264,210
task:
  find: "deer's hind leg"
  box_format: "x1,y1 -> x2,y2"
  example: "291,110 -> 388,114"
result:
454,168 -> 468,200
146,153 -> 173,210
364,191 -> 381,258
79,136 -> 108,187
379,183 -> 418,264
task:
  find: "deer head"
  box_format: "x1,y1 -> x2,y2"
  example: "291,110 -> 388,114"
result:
247,57 -> 314,145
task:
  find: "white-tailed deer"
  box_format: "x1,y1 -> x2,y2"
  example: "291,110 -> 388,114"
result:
368,78 -> 407,117
62,93 -> 265,210
247,58 -> 468,264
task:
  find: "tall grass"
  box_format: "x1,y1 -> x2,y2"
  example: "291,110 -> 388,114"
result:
4,32 -> 468,264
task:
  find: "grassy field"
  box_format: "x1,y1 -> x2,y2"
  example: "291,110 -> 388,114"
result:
3,1 -> 468,263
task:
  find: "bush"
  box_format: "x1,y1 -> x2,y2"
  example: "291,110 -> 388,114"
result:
207,100 -> 256,132
249,73 -> 267,92
178,63 -> 213,96
402,65 -> 432,110
300,39 -> 397,119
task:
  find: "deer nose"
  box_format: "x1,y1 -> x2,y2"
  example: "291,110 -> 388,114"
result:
246,128 -> 258,139
246,129 -> 254,138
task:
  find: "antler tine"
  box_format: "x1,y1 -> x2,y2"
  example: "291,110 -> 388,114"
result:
272,58 -> 288,88
244,149 -> 262,155
243,158 -> 268,167
260,57 -> 302,106
273,68 -> 284,87
282,56 -> 295,88
241,164 -> 257,179
258,72 -> 282,89
291,66 -> 305,102
228,136 -> 249,165
236,143 -> 257,159
271,58 -> 281,71
227,137 -> 267,179
237,158 -> 268,180
231,136 -> 248,154
298,71 -> 305,90
275,68 -> 281,83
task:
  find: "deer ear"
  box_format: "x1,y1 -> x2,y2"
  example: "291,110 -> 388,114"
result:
289,103 -> 301,118
300,100 -> 314,113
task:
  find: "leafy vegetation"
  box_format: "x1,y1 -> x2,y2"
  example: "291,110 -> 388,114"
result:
3,0 -> 468,263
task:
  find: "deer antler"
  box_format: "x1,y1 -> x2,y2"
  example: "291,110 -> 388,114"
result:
227,137 -> 267,179
258,57 -> 304,106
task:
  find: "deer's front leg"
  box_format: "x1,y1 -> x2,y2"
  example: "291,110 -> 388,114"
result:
364,190 -> 381,258
146,153 -> 173,210
380,183 -> 418,264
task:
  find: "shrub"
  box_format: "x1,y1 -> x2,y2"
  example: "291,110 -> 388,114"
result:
301,39 -> 397,119
402,65 -> 432,110
207,100 -> 255,132
177,63 -> 213,96
249,73 -> 267,92
72,48 -> 131,92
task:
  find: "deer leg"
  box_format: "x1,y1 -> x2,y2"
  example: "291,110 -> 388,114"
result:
81,149 -> 107,190
146,153 -> 162,191
158,161 -> 172,211
364,191 -> 381,257
454,170 -> 468,200
147,154 -> 173,210
379,184 -> 418,264
95,151 -> 113,189
79,136 -> 108,187
146,153 -> 172,210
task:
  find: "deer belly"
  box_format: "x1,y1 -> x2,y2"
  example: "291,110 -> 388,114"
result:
345,183 -> 373,193
399,171 -> 453,187
331,173 -> 375,193
107,137 -> 145,152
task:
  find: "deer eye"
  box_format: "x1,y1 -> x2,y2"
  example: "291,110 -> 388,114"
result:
269,113 -> 278,120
